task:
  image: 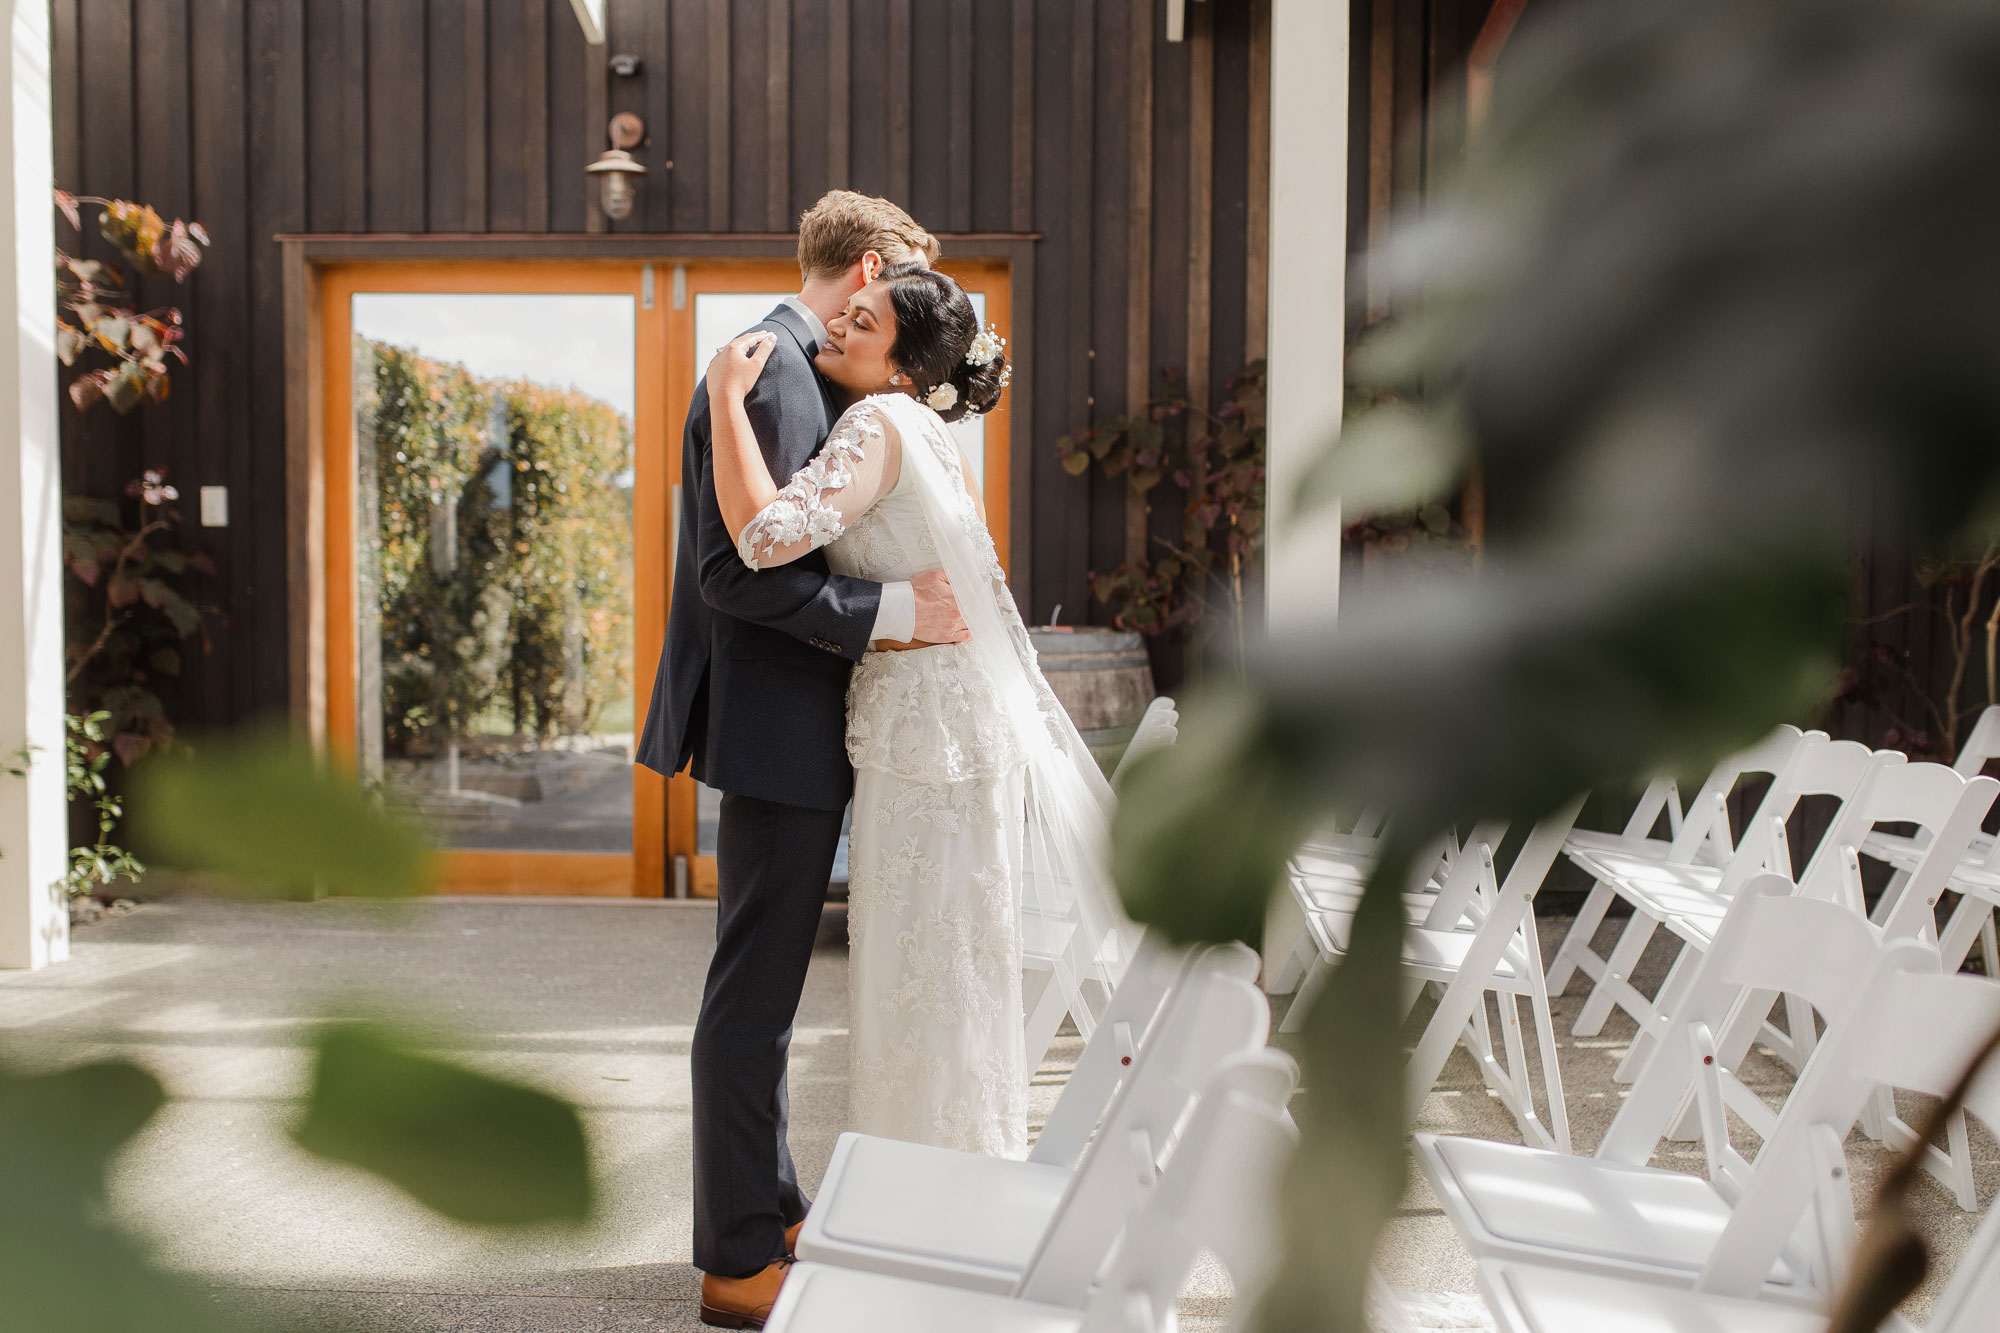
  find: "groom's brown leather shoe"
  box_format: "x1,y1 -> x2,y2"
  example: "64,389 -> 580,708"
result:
700,1260 -> 791,1329
785,1220 -> 804,1259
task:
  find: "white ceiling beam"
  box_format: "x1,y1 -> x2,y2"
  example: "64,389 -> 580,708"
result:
569,0 -> 606,46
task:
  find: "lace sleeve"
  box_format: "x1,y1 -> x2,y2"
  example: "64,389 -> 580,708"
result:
735,399 -> 901,570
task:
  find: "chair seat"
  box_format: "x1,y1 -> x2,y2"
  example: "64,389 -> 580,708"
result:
1415,1135 -> 1803,1292
1619,881 -> 1732,947
1297,833 -> 1381,862
1306,910 -> 1530,985
1860,829 -> 1929,874
1567,847 -> 1730,899
1567,848 -> 1738,945
1564,830 -> 1676,863
1945,858 -> 2000,905
1292,874 -> 1450,926
1861,827 -> 1998,879
1477,1261 -> 1882,1333
768,1262 -> 1079,1333
794,1132 -> 1074,1294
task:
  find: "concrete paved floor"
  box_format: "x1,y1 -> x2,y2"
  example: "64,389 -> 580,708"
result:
3,899 -> 1990,1331
0,897 -> 1115,1333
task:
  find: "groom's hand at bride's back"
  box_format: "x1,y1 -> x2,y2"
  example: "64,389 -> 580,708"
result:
908,568 -> 971,646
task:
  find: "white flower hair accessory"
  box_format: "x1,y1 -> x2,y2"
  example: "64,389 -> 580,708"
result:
925,382 -> 959,412
964,324 -> 1006,368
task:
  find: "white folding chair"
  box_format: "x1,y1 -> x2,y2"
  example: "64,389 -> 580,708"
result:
1284,802 -> 1584,1154
1264,809 -> 1414,997
1417,878 -> 2000,1306
794,963 -> 1270,1301
768,1048 -> 1299,1333
1030,936 -> 1252,1171
1021,696 -> 1179,1064
1863,704 -> 2000,978
1269,819 -> 1516,1011
1692,761 -> 1999,1208
1276,817 -> 1514,1007
1861,703 -> 2000,870
1561,734 -> 1887,1060
1546,724 -> 1812,997
1472,960 -> 2000,1333
1643,758 -> 1985,1073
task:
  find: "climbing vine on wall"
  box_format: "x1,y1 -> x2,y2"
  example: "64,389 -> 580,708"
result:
55,189 -> 215,771
1056,362 -> 1267,673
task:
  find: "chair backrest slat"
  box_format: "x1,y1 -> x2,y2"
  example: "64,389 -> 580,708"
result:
1075,1051 -> 1300,1333
1597,876 -> 1883,1166
1711,741 -> 1891,895
1016,972 -> 1271,1305
1029,938 -> 1256,1169
1421,819 -> 1512,928
1665,725 -> 1815,862
1863,771 -> 2000,940
1696,945 -> 2000,1300
1954,704 -> 2000,778
1931,1043 -> 2000,1332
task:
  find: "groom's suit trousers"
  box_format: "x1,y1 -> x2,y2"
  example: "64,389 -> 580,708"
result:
691,790 -> 847,1278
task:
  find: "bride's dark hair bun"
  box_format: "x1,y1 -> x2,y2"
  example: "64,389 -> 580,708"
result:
880,262 -> 1009,423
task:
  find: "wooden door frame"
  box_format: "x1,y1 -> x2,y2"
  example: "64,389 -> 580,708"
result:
315,259 -> 667,895
281,233 -> 1035,897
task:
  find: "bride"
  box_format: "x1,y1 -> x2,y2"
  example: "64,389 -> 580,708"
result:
705,263 -> 1127,1159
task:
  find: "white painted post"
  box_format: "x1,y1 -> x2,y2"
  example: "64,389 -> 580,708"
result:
1264,0 -> 1350,633
0,0 -> 67,969
1259,0 -> 1350,979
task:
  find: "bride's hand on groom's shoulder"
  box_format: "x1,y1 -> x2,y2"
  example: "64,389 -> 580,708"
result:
706,330 -> 777,402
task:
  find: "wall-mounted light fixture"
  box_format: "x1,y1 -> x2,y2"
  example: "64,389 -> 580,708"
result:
586,112 -> 648,221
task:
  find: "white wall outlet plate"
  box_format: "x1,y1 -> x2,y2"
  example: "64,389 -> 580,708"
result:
199,485 -> 228,527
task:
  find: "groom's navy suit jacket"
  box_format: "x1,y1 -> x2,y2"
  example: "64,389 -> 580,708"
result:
635,304 -> 882,812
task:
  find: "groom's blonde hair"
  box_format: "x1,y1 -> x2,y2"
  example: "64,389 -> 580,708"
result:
797,190 -> 940,280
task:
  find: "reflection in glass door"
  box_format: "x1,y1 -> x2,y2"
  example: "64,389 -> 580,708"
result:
351,293 -> 638,854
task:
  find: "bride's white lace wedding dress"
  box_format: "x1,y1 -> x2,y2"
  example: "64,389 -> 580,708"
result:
736,391 -> 1125,1160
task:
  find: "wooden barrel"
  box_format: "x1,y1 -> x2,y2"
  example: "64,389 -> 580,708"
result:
1028,627 -> 1156,771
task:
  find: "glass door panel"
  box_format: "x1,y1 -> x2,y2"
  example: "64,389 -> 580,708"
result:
325,261 -> 668,896
351,292 -> 639,854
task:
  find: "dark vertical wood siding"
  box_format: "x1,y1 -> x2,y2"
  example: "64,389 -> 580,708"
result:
1344,0 -> 1494,335
54,0 -> 1274,728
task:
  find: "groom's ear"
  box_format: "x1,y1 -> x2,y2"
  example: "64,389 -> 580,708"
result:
859,250 -> 884,284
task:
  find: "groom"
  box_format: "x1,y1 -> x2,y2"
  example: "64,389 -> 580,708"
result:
635,190 -> 968,1328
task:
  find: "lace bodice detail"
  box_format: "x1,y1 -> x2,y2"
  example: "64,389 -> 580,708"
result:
735,399 -> 895,570
830,398 -> 1069,781
817,397 -> 943,585
732,393 -> 1062,782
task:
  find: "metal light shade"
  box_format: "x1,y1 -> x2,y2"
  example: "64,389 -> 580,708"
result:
586,149 -> 647,220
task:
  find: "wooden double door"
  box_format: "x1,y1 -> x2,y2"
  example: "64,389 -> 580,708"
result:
322,257 -> 1011,896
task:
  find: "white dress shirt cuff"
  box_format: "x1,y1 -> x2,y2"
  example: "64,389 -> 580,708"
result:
870,581 -> 916,644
